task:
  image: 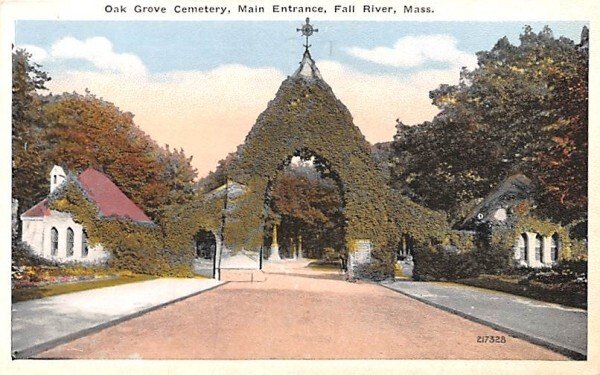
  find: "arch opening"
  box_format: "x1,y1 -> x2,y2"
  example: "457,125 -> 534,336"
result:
262,149 -> 347,262
192,229 -> 217,278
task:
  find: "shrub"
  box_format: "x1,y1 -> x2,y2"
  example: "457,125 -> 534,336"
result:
413,243 -> 480,281
471,241 -> 513,275
352,260 -> 392,281
12,239 -> 58,268
507,259 -> 587,284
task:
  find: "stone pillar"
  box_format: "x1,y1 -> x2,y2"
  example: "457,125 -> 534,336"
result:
269,224 -> 281,261
214,237 -> 223,280
297,235 -> 303,259
542,236 -> 552,266
525,232 -> 536,268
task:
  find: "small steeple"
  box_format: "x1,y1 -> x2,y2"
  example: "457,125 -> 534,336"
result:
50,165 -> 66,193
292,49 -> 323,80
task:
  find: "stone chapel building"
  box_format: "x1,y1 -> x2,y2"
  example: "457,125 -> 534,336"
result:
20,165 -> 153,264
457,174 -> 561,268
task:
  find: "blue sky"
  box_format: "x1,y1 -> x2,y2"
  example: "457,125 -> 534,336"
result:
15,21 -> 588,177
16,21 -> 586,74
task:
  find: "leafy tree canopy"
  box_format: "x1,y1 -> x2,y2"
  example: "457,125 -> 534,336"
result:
390,26 -> 588,225
12,49 -> 198,221
270,160 -> 345,257
12,48 -> 51,211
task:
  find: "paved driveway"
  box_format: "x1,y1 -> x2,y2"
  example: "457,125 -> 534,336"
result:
36,262 -> 565,360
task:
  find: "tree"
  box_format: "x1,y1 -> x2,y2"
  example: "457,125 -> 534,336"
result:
533,27 -> 588,224
43,92 -> 197,220
390,26 -> 588,225
12,48 -> 51,211
196,150 -> 238,192
270,162 -> 345,258
12,47 -> 198,223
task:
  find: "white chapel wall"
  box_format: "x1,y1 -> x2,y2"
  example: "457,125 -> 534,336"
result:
21,218 -> 44,255
40,211 -> 109,264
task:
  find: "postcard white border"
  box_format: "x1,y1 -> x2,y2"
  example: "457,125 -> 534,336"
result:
0,0 -> 598,374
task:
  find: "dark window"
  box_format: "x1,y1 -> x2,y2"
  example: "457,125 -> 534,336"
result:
535,234 -> 543,262
518,233 -> 528,261
551,233 -> 559,262
51,227 -> 58,256
82,230 -> 89,257
66,227 -> 74,257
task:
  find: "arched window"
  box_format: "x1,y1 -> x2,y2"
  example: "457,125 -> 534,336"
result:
535,234 -> 543,262
518,233 -> 527,261
551,233 -> 560,262
66,228 -> 74,257
51,227 -> 58,256
82,230 -> 89,257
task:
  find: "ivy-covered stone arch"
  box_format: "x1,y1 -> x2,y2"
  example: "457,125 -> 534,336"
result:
220,51 -> 401,275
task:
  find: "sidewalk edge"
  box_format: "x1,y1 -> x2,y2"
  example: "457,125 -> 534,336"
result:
379,283 -> 586,360
12,281 -> 227,359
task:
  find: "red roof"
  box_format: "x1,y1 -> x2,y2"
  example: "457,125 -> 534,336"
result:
21,168 -> 152,223
77,168 -> 152,222
21,198 -> 51,218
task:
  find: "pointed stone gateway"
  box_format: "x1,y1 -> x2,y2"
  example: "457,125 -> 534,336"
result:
216,24 -> 403,279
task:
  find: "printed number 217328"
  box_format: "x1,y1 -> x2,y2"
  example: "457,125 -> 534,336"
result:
477,335 -> 506,343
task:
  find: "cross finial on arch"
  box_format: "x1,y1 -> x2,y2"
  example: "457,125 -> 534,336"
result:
297,17 -> 318,52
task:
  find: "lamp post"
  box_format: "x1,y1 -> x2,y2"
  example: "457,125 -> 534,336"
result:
215,177 -> 228,280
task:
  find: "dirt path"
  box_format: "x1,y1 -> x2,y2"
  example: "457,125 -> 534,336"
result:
37,261 -> 566,359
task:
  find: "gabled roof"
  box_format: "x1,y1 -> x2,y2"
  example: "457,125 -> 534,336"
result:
21,168 -> 152,223
458,174 -> 533,230
77,168 -> 152,223
21,198 -> 51,218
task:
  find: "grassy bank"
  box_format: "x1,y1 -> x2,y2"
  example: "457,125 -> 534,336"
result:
12,274 -> 156,303
457,274 -> 587,309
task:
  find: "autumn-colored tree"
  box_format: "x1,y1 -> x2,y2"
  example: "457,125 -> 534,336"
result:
270,162 -> 345,258
13,48 -> 198,223
43,92 -> 197,220
533,27 -> 588,224
391,26 -> 588,225
196,150 -> 238,192
12,48 -> 51,212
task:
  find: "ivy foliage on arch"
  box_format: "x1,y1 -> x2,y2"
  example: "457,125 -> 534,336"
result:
212,52 -> 448,276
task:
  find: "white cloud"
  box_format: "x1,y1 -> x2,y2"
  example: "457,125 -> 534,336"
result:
18,44 -> 49,62
50,36 -> 147,75
319,60 -> 459,141
348,35 -> 477,69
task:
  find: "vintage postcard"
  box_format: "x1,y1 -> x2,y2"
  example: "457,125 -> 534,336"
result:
1,0 -> 597,373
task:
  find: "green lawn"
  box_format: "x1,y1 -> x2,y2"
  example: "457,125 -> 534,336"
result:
12,274 -> 157,303
307,260 -> 341,271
